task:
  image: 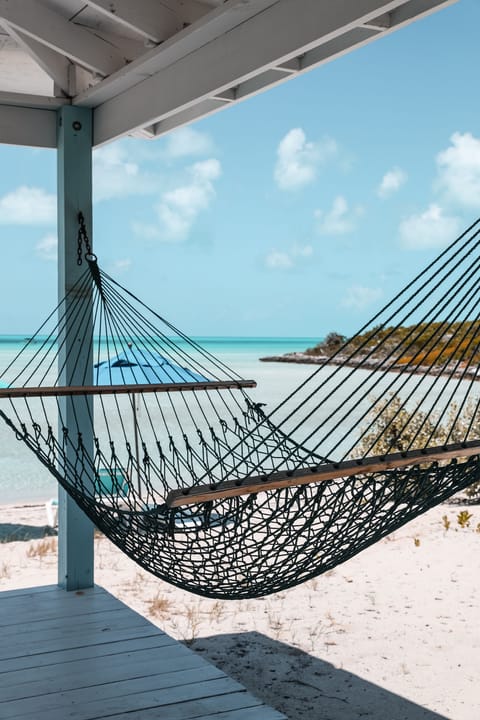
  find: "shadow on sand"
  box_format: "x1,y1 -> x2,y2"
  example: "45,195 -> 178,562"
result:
190,631 -> 448,720
0,522 -> 56,542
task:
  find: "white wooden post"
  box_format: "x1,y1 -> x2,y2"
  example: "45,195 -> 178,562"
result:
56,106 -> 94,590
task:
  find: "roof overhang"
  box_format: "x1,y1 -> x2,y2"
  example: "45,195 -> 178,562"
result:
0,0 -> 458,148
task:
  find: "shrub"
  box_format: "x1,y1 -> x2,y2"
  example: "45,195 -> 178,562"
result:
354,393 -> 480,501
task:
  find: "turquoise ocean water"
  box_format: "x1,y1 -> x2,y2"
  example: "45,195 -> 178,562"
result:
0,336 -> 321,504
0,336 -> 480,504
2,333 -> 474,505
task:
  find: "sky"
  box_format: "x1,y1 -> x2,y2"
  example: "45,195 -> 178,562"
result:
0,0 -> 480,338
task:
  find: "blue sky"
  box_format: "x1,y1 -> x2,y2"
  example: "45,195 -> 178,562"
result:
0,0 -> 480,338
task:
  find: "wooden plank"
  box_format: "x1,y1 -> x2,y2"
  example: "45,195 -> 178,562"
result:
99,692 -> 279,720
1,678 -> 245,718
0,610 -> 169,658
0,633 -> 175,674
0,379 -> 256,399
0,666 -> 226,719
1,606 -> 142,637
0,0 -> 125,76
0,585 -> 102,608
0,644 -> 208,701
0,615 -> 167,649
0,624 -> 164,663
0,662 -> 225,720
167,438 -> 480,507
0,584 -> 61,599
194,709 -> 285,720
0,613 -> 167,661
0,104 -> 57,149
0,585 -> 112,609
0,585 -> 286,720
0,590 -> 128,626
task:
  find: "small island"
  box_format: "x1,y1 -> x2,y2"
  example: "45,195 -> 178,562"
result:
260,321 -> 480,381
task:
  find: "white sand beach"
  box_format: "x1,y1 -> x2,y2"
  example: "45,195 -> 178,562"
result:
1,498 -> 478,720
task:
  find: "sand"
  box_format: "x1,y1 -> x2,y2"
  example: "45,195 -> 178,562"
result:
0,499 -> 479,720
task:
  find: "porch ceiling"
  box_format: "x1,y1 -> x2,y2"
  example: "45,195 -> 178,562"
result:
0,0 -> 457,148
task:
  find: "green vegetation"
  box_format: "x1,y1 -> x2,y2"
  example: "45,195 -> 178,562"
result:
307,320 -> 480,500
306,332 -> 347,356
354,393 -> 480,500
306,320 -> 480,369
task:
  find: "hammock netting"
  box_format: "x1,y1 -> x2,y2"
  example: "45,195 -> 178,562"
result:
1,218 -> 480,598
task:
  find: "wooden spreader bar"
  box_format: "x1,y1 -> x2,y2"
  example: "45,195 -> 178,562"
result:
166,438 -> 480,508
0,379 -> 256,399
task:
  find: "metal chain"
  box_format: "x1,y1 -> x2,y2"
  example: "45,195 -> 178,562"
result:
77,211 -> 92,265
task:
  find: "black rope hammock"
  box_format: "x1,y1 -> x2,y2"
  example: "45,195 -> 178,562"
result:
1,216 -> 480,599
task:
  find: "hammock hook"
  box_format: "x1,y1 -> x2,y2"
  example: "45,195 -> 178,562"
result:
77,211 -> 96,265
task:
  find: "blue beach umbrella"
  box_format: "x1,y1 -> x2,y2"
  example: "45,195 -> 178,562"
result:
93,345 -> 209,496
94,346 -> 208,385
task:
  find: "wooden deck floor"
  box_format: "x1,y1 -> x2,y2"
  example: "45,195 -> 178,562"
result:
0,584 -> 286,720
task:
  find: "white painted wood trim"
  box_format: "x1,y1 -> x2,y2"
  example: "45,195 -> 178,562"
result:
0,0 -> 126,76
91,0 -> 453,144
86,0 -> 182,44
56,106 -> 95,591
0,103 -> 57,147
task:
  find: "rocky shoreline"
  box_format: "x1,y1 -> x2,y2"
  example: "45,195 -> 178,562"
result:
260,352 -> 337,365
260,352 -> 480,381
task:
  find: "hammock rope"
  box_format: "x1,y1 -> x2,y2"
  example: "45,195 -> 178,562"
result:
1,216 -> 480,598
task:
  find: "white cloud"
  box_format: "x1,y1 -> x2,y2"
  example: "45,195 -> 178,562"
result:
129,157 -> 221,242
93,144 -> 154,202
315,196 -> 362,235
0,186 -> 56,225
399,204 -> 461,250
274,128 -> 337,191
36,233 -> 57,261
342,285 -> 382,310
165,127 -> 214,158
137,158 -> 222,242
377,167 -> 407,198
265,251 -> 294,270
435,131 -> 480,209
265,244 -> 313,270
108,258 -> 131,275
292,244 -> 313,258
131,221 -> 162,240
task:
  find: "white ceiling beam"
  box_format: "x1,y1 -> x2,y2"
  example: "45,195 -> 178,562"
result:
93,0 -> 426,144
291,0 -> 458,74
75,0 -> 279,106
2,23 -> 72,95
0,0 -> 126,76
275,58 -> 302,74
85,0 -> 182,44
232,1 -> 457,93
363,12 -> 392,29
153,98 -> 228,136
213,27 -> 379,101
213,89 -> 236,102
130,125 -> 156,139
389,0 -> 458,25
0,104 -> 57,148
0,91 -> 69,110
160,0 -> 216,26
292,27 -> 383,73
